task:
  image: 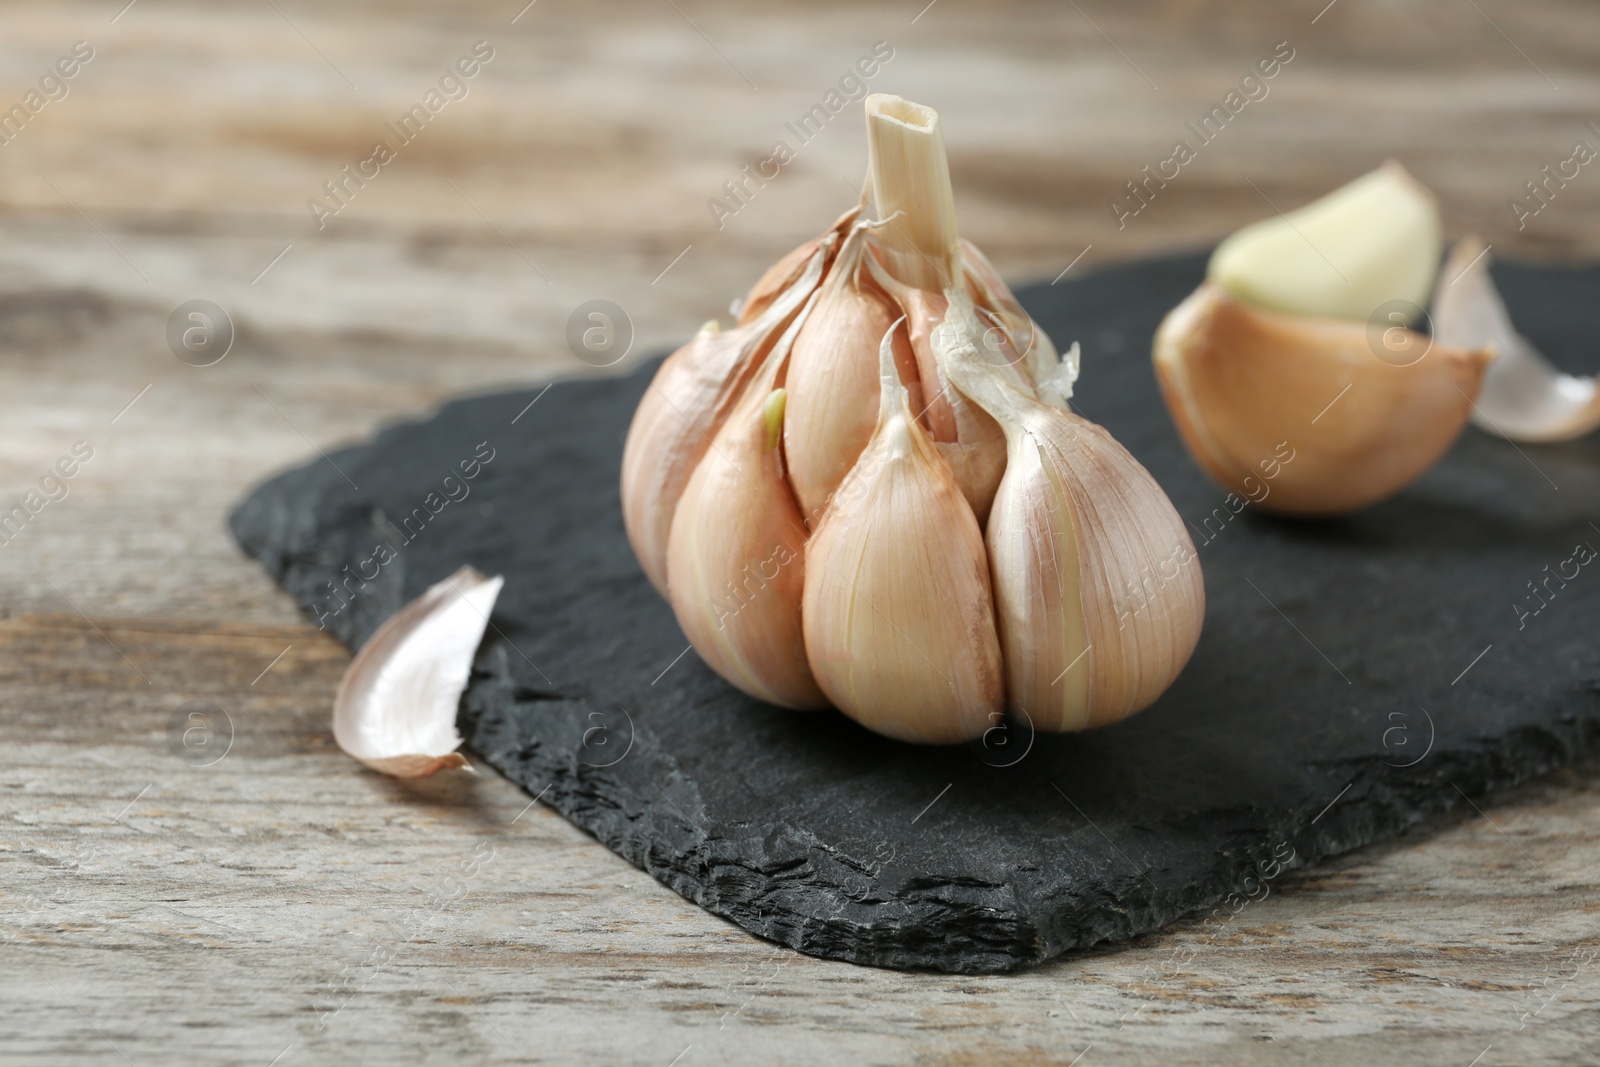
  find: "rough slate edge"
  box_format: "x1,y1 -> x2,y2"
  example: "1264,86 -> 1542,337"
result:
229,252 -> 1600,974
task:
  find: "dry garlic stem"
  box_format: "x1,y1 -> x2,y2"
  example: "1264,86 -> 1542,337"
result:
1432,236 -> 1600,443
332,565 -> 503,778
940,295 -> 1203,730
1155,164 -> 1492,515
802,323 -> 1004,742
666,296 -> 827,708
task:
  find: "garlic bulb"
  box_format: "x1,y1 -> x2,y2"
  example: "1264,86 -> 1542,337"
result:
620,94 -> 1204,743
1432,236 -> 1600,443
1154,163 -> 1493,515
332,565 -> 503,777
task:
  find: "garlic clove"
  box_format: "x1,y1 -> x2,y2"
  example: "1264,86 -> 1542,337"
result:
1209,161 -> 1441,323
783,225 -> 916,525
1154,282 -> 1493,515
666,302 -> 828,709
332,565 -> 503,778
939,292 -> 1203,731
1432,236 -> 1600,443
801,321 -> 1004,743
622,238 -> 831,594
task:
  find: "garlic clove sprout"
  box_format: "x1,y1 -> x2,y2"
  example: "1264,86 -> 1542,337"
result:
622,238 -> 832,594
1154,283 -> 1492,515
1209,162 -> 1441,323
940,294 -> 1204,731
783,224 -> 915,524
801,322 -> 1004,743
332,565 -> 503,778
1432,236 -> 1600,443
666,301 -> 828,709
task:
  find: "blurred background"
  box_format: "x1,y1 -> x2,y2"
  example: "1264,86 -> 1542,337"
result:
3,0 -> 1598,622
5,3 -> 1600,1062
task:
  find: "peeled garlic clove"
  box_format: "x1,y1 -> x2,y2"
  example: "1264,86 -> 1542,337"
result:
1432,236 -> 1600,443
666,310 -> 827,709
802,323 -> 1003,743
622,241 -> 829,594
783,225 -> 913,524
1154,283 -> 1492,515
332,565 -> 503,778
1209,161 -> 1441,322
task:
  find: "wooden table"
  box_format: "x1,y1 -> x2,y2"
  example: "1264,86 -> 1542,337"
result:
4,1 -> 1599,1063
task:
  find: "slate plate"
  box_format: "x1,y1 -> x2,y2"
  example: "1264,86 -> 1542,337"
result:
230,251 -> 1600,974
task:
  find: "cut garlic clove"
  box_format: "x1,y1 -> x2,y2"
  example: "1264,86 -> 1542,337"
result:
622,239 -> 831,594
1209,161 -> 1441,323
783,225 -> 914,525
666,302 -> 828,709
332,565 -> 503,778
802,321 -> 1003,743
1432,236 -> 1600,443
1154,283 -> 1492,515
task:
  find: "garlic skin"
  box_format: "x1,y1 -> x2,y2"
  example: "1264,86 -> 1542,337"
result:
1432,236 -> 1600,443
1155,283 -> 1492,515
940,295 -> 1203,731
1209,162 -> 1441,323
802,326 -> 1004,742
332,566 -> 503,778
666,304 -> 828,709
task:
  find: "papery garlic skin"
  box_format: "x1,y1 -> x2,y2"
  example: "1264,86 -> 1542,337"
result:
1209,162 -> 1441,323
1155,283 -> 1492,515
667,307 -> 828,709
1432,236 -> 1600,443
332,565 -> 503,778
802,327 -> 1004,743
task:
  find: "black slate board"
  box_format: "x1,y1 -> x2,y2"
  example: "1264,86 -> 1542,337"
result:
230,252 -> 1600,974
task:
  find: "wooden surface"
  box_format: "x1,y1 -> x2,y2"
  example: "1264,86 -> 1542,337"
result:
3,1 -> 1600,1063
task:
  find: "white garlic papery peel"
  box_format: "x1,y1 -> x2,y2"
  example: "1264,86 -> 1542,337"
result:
332,566 -> 503,778
622,231 -> 834,595
802,321 -> 1005,742
667,292 -> 828,709
939,293 -> 1204,730
1432,236 -> 1600,443
1208,161 -> 1441,323
958,236 -> 1075,408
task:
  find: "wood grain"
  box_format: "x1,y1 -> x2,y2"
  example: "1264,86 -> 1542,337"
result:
2,1 -> 1599,1063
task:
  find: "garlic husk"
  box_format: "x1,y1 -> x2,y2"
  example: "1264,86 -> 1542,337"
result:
801,322 -> 1004,743
621,238 -> 832,594
959,236 -> 1075,409
666,298 -> 828,709
861,238 -> 1011,523
1432,236 -> 1600,443
782,223 -> 917,524
1154,282 -> 1493,515
940,294 -> 1203,730
737,206 -> 862,326
1208,161 -> 1441,323
332,565 -> 503,778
